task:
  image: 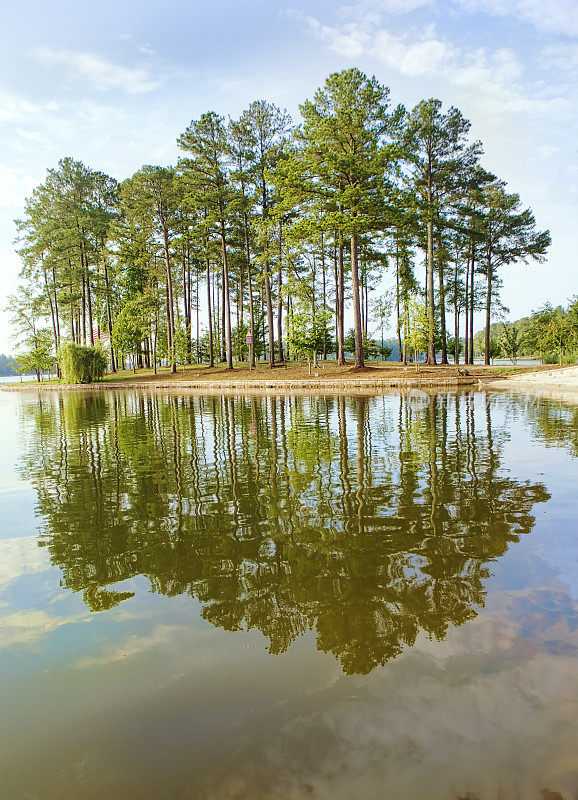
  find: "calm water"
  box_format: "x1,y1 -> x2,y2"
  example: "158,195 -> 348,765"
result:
0,388 -> 577,800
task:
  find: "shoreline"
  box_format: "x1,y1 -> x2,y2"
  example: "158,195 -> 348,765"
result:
482,365 -> 578,404
1,374 -> 485,394
4,364 -> 574,396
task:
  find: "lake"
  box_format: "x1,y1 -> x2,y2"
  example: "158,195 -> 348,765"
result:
0,387 -> 576,800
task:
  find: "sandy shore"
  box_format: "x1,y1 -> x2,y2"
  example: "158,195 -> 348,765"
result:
484,365 -> 578,403
1,374 -> 482,394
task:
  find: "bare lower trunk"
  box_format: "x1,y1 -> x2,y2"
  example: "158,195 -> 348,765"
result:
438,253 -> 448,364
396,244 -> 403,363
220,222 -> 233,370
277,221 -> 284,362
337,230 -> 345,364
469,243 -> 475,364
163,226 -> 176,373
484,253 -> 492,366
264,253 -> 275,368
351,232 -> 364,369
104,262 -> 116,372
206,258 -> 214,367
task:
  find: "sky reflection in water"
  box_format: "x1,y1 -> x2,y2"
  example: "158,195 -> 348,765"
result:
0,388 -> 576,800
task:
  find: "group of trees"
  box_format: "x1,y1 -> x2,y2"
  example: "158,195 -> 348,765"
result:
8,68 -> 551,377
475,296 -> 578,364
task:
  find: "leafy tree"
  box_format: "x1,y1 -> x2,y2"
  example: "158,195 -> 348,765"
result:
288,311 -> 333,369
500,322 -> 524,364
59,342 -> 108,383
178,112 -> 235,369
279,68 -> 403,368
405,100 -> 481,364
479,181 -> 550,364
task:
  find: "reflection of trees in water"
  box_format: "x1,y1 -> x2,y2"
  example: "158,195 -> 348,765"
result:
520,396 -> 578,458
21,391 -> 549,674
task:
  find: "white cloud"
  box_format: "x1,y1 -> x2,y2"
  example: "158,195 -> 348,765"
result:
36,48 -> 161,94
71,624 -> 184,669
372,26 -> 457,76
541,42 -> 578,73
0,536 -> 50,592
0,165 -> 40,209
0,89 -> 58,124
454,0 -> 578,37
0,607 -> 92,650
338,0 -> 434,16
294,11 -> 569,122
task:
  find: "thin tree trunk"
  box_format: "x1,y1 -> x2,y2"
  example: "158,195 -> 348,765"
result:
277,220 -> 284,362
438,249 -> 448,364
103,261 -> 116,372
206,257 -> 214,367
86,267 -> 94,346
484,247 -> 492,366
163,226 -> 176,373
351,232 -> 364,369
321,231 -> 326,360
264,251 -> 275,368
464,253 -> 470,365
395,241 -> 403,363
426,169 -> 436,364
244,212 -> 256,368
337,228 -> 345,364
469,240 -> 475,364
219,220 -> 234,370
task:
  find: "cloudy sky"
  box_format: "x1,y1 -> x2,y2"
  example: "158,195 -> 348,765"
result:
0,0 -> 576,353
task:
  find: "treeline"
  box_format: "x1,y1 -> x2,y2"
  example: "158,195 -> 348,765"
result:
473,298 -> 578,364
9,68 -> 550,377
0,354 -> 18,376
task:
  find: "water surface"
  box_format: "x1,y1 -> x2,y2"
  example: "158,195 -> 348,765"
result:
0,388 -> 576,800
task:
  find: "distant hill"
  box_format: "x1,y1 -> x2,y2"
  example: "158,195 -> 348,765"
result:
0,354 -> 18,376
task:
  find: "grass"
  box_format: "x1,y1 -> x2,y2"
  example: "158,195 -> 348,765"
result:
5,359 -> 560,387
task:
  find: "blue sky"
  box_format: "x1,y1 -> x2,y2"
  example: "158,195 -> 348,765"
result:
1,0 -> 576,352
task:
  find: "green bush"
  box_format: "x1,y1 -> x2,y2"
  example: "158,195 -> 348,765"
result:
544,351 -> 578,365
59,342 -> 108,383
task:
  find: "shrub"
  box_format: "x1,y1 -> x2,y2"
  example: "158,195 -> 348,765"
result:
544,351 -> 578,366
59,343 -> 108,384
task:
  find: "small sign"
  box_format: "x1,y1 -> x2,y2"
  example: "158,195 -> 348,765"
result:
246,333 -> 253,344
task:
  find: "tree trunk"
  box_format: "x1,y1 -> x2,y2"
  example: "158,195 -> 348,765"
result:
162,226 -> 176,373
206,257 -> 214,367
469,242 -> 475,364
438,250 -> 448,364
219,221 -> 234,370
484,249 -> 492,366
244,212 -> 256,368
86,267 -> 94,346
395,242 -> 403,363
264,251 -> 275,368
277,221 -> 284,362
351,232 -> 364,369
81,274 -> 87,345
337,229 -> 345,364
464,253 -> 469,365
103,262 -> 116,372
426,170 -> 436,364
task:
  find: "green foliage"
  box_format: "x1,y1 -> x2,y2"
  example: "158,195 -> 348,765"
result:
343,329 -> 382,359
481,337 -> 502,362
500,322 -> 525,364
59,342 -> 108,384
288,312 -> 333,361
406,301 -> 430,361
112,295 -> 155,357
